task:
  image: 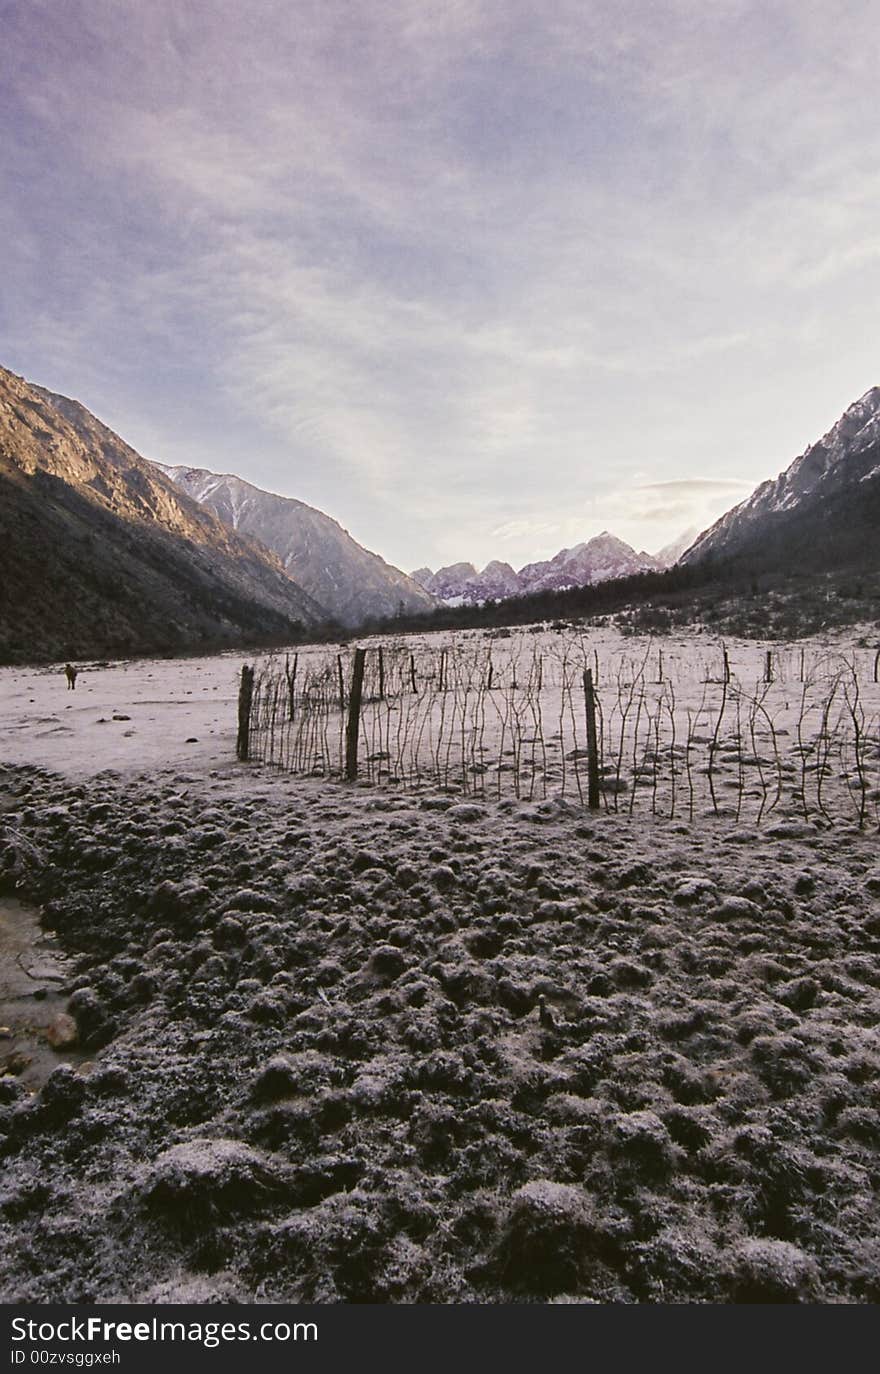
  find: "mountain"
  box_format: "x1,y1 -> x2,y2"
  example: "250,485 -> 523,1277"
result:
471,560 -> 523,600
418,562 -> 479,603
518,532 -> 661,592
416,532 -> 662,605
681,387 -> 880,574
157,465 -> 436,628
0,366 -> 326,664
656,526 -> 700,567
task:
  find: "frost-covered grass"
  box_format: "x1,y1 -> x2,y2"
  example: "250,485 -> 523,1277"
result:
1,757 -> 879,1303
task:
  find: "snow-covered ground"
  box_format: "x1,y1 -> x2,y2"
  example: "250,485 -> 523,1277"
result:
0,651 -> 245,778
1,625 -> 877,819
246,624 -> 880,827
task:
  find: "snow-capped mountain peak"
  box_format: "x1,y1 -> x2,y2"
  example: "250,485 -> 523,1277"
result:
681,386 -> 880,569
155,464 -> 436,628
413,531 -> 668,605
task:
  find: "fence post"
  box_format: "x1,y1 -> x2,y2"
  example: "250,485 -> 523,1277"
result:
337,655 -> 346,712
410,653 -> 417,693
236,664 -> 254,762
285,653 -> 298,720
765,650 -> 773,684
378,645 -> 385,701
722,645 -> 730,683
583,667 -> 600,810
874,648 -> 879,684
345,648 -> 367,781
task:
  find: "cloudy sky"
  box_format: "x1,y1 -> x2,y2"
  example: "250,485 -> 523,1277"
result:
2,1 -> 879,574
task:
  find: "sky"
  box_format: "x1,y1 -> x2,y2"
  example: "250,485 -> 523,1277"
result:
2,1 -> 879,575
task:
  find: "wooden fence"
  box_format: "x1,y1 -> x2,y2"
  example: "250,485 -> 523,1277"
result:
236,637 -> 880,827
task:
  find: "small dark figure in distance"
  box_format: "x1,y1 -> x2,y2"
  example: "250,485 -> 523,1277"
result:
64,663 -> 78,690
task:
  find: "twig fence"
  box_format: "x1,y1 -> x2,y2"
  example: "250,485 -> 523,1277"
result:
236,637 -> 880,827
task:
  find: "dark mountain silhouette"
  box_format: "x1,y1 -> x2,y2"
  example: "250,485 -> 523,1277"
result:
0,366 -> 326,664
681,387 -> 880,575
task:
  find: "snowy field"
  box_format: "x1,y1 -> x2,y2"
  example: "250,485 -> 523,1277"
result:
1,624 -> 879,1303
0,650 -> 245,779
1,624 -> 878,828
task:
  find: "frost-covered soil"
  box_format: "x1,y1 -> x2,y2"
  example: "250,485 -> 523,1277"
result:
2,754 -> 880,1303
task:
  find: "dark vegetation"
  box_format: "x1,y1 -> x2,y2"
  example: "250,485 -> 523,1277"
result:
353,563 -> 880,645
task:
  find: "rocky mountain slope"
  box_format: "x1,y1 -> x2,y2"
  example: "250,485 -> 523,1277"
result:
157,466 -> 436,629
0,367 -> 326,664
414,533 -> 663,605
681,388 -> 880,573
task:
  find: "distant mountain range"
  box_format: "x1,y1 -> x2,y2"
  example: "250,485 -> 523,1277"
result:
682,387 -> 880,574
412,531 -> 679,606
0,366 -> 324,663
416,385 -> 880,608
156,465 -> 435,629
3,356 -> 878,665
156,470 -> 695,620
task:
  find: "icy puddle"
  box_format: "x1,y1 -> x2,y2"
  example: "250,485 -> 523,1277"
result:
0,897 -> 86,1090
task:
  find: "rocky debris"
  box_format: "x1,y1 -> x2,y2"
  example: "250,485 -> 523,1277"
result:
44,1013 -> 78,1049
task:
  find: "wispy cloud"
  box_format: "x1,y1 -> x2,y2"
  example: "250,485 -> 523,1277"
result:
636,479 -> 755,494
2,1 -> 879,570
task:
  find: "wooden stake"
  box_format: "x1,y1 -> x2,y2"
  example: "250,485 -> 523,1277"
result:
236,664 -> 254,762
378,645 -> 385,701
337,654 -> 345,711
285,653 -> 298,720
583,668 -> 600,810
345,648 -> 366,781
410,653 -> 417,693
